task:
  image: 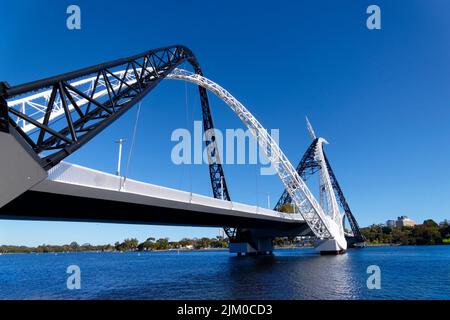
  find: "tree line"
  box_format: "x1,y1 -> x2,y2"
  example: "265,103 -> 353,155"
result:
2,219 -> 449,253
114,236 -> 228,251
0,236 -> 229,254
361,219 -> 450,245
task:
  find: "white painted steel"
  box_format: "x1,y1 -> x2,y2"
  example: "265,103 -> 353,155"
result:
315,139 -> 344,236
7,68 -> 151,133
166,68 -> 345,247
306,116 -> 317,140
306,120 -> 347,250
0,132 -> 47,208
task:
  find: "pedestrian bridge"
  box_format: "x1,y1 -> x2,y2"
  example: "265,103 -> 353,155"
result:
0,161 -> 306,233
0,45 -> 364,255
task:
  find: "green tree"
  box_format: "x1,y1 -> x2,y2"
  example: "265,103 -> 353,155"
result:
440,222 -> 450,241
279,204 -> 295,214
413,220 -> 441,245
154,238 -> 169,250
138,241 -> 154,251
70,241 -> 80,251
179,238 -> 194,247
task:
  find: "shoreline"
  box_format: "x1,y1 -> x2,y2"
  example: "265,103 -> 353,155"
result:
2,240 -> 446,255
0,247 -> 230,255
2,243 -> 449,255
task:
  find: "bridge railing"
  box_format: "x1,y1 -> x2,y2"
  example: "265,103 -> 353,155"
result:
45,162 -> 304,222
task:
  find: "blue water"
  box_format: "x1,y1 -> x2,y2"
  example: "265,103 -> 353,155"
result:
0,246 -> 449,300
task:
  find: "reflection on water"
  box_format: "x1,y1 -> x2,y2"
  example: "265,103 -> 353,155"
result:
223,250 -> 361,299
0,246 -> 449,299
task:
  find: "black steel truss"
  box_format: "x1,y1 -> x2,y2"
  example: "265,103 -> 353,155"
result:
194,65 -> 235,239
0,45 -> 237,239
274,139 -> 366,243
324,154 -> 365,243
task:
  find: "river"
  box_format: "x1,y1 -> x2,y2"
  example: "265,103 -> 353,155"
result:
0,245 -> 449,299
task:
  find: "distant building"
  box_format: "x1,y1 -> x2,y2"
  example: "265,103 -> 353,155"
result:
395,216 -> 416,227
385,216 -> 417,228
386,220 -> 396,227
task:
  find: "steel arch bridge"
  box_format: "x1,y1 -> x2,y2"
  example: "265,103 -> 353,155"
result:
0,45 -> 360,254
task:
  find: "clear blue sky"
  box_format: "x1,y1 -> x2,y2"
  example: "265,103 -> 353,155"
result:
1,0 -> 449,246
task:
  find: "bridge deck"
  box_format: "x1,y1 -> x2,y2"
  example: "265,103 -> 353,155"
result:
0,162 -> 305,231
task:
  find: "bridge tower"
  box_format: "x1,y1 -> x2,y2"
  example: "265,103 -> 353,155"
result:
274,118 -> 366,248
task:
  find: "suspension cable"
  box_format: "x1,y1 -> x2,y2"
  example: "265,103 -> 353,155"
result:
122,101 -> 142,188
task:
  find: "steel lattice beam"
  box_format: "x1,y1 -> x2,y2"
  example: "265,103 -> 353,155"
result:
324,154 -> 365,243
166,69 -> 343,245
0,45 -> 237,239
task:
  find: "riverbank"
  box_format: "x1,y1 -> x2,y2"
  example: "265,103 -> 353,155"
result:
0,236 -> 229,254
0,246 -> 230,255
3,241 -> 450,254
361,220 -> 450,246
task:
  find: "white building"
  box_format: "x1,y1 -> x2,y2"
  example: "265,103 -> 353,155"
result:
395,216 -> 416,227
386,216 -> 417,228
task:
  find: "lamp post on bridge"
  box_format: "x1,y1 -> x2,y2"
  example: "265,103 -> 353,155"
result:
257,192 -> 272,209
115,139 -> 126,176
220,176 -> 224,200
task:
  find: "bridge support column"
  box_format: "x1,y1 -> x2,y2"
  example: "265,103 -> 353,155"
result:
229,238 -> 273,256
228,225 -> 311,256
228,228 -> 273,256
314,239 -> 347,255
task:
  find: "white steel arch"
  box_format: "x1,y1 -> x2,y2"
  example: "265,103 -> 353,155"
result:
166,68 -> 346,250
315,138 -> 345,239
